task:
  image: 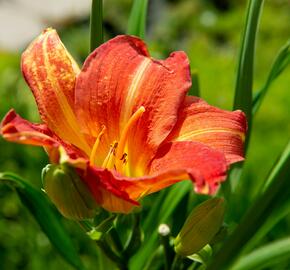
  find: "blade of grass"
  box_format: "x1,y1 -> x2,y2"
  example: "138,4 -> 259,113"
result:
90,0 -> 103,52
207,139 -> 290,270
127,0 -> 148,39
230,237 -> 290,270
233,0 -> 264,148
0,172 -> 85,270
252,39 -> 290,115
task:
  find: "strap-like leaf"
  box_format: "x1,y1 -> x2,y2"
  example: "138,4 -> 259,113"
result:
207,139 -> 290,270
231,237 -> 290,270
188,71 -> 200,97
90,0 -> 103,52
0,172 -> 85,270
233,0 -> 264,148
252,39 -> 290,115
127,0 -> 148,39
131,182 -> 192,269
225,0 -> 264,208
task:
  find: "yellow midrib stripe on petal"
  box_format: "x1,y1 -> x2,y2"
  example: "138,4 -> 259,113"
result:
175,128 -> 245,142
121,58 -> 151,127
42,36 -> 91,155
3,131 -> 56,142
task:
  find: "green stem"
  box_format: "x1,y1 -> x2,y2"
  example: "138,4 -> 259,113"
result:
171,254 -> 183,270
79,219 -> 127,269
107,227 -> 124,255
96,239 -> 128,270
158,224 -> 173,270
123,213 -> 142,257
90,0 -> 103,52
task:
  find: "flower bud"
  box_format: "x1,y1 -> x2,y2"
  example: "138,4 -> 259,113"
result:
42,164 -> 98,220
174,197 -> 225,256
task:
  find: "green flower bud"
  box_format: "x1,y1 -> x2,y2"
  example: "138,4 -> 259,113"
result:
42,164 -> 98,220
174,197 -> 225,256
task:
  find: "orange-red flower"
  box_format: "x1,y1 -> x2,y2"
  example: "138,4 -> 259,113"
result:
1,29 -> 247,213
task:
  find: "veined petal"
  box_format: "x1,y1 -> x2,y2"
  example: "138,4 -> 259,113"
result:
79,141 -> 228,213
147,141 -> 228,195
51,149 -> 140,213
168,97 -> 247,164
83,167 -> 139,209
75,35 -> 191,170
22,28 -> 90,154
1,110 -> 138,213
0,110 -> 87,164
1,109 -> 58,147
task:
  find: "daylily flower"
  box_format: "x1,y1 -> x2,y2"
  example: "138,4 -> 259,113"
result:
1,28 -> 247,214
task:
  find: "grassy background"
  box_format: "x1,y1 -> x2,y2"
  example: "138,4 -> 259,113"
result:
0,0 -> 289,269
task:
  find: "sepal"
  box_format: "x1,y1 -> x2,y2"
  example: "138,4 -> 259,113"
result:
42,164 -> 98,220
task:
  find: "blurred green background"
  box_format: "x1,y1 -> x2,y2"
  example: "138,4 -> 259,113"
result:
0,0 -> 289,269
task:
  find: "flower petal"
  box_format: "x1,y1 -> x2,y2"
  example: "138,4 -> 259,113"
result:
75,35 -> 191,170
21,28 -> 90,154
147,141 -> 228,195
82,167 -> 139,213
168,97 -> 247,164
1,109 -> 57,147
1,110 -> 87,164
50,149 -> 139,213
1,110 -> 136,213
79,141 -> 228,213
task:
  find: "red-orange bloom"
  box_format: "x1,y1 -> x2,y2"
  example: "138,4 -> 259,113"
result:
1,29 -> 247,213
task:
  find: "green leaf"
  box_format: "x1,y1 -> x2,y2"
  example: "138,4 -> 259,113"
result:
90,0 -> 103,52
131,182 -> 192,269
243,142 -> 290,252
252,39 -> 290,115
188,71 -> 200,97
226,0 -> 264,210
244,197 -> 290,253
233,0 -> 264,147
123,214 -> 142,257
231,237 -> 290,270
207,139 -> 290,270
127,0 -> 148,39
0,172 -> 85,270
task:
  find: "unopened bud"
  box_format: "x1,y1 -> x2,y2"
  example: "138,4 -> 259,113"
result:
174,198 -> 225,256
42,164 -> 98,220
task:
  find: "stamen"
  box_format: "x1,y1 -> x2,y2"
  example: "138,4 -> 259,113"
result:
89,125 -> 106,166
102,141 -> 118,169
115,106 -> 145,171
120,153 -> 127,163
